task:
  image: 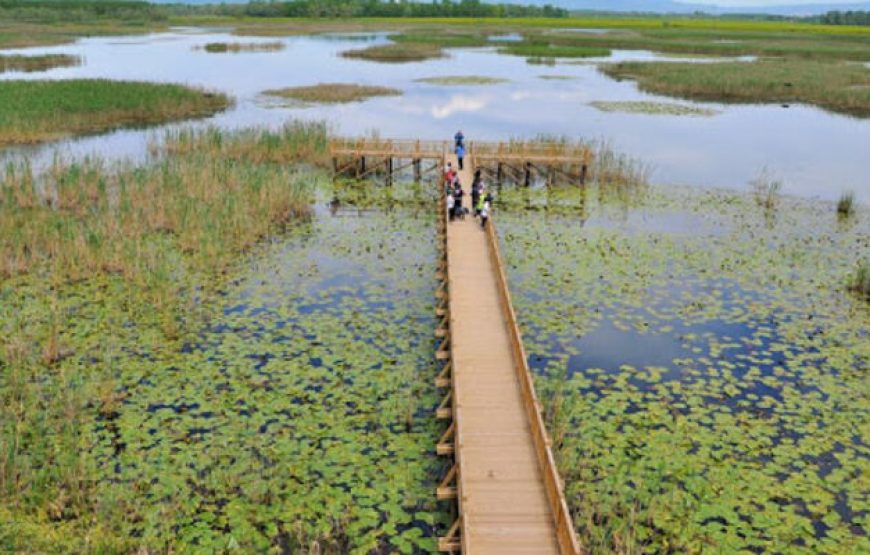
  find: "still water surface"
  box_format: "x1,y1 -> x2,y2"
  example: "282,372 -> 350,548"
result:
1,28 -> 868,201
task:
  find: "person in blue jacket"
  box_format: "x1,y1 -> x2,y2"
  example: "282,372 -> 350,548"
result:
456,143 -> 465,171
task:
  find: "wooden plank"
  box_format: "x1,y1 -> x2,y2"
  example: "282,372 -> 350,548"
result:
444,153 -> 567,555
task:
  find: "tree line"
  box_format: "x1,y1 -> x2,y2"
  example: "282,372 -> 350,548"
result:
817,10 -> 870,26
0,0 -> 567,22
237,0 -> 567,19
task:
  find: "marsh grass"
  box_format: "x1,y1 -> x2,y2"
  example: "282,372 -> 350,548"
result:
837,191 -> 856,218
750,168 -> 783,212
0,121 -> 444,551
847,261 -> 870,299
526,56 -> 556,65
0,53 -> 81,73
198,41 -> 284,53
340,42 -> 444,62
413,75 -> 509,86
525,25 -> 870,61
486,136 -> 649,195
263,83 -> 400,103
1,123 -> 327,286
154,121 -> 330,167
390,31 -> 490,48
500,43 -> 610,58
601,59 -> 870,117
0,79 -> 230,145
589,100 -> 718,116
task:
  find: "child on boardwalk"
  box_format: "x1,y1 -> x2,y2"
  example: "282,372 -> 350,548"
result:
453,183 -> 465,220
478,192 -> 493,229
456,143 -> 465,171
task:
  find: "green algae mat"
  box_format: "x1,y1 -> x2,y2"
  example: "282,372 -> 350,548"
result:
499,185 -> 869,553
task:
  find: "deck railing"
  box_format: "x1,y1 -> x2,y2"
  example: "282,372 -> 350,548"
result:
329,138 -> 593,166
484,217 -> 583,555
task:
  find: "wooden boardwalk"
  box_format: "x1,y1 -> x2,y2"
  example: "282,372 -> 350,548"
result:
435,155 -> 581,554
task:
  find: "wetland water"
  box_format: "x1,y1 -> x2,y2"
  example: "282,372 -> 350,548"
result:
0,28 -> 868,201
84,205 -> 444,551
1,24 -> 868,553
499,186 -> 869,552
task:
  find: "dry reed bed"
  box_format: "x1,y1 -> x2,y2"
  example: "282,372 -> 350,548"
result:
477,137 -> 650,191
196,41 -> 285,53
0,53 -> 81,73
1,123 -> 329,289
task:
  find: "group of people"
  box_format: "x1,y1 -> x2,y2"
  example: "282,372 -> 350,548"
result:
444,131 -> 493,229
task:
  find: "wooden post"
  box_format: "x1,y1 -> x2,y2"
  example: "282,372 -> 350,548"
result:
414,158 -> 421,182
386,157 -> 393,187
359,156 -> 366,178
579,164 -> 588,186
524,162 -> 531,188
332,157 -> 338,179
496,162 -> 503,187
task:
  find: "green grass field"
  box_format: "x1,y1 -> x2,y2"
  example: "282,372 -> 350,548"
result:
0,79 -> 230,144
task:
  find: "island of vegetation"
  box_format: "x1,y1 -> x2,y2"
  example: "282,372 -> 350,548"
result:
197,41 -> 285,53
603,59 -> 870,117
0,0 -> 868,553
414,75 -> 509,86
0,53 -> 81,73
0,79 -> 230,145
263,83 -> 401,103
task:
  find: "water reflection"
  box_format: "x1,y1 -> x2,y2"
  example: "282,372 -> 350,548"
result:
0,29 -> 868,201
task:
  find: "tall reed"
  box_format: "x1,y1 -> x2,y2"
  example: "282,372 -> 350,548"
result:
837,191 -> 855,218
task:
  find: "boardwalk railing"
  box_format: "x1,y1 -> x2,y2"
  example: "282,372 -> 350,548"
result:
484,218 -> 582,555
433,147 -> 582,553
329,138 -> 593,164
470,141 -> 593,165
330,137 -> 593,187
329,138 -> 448,159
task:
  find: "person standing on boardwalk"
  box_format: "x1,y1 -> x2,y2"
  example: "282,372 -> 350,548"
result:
456,143 -> 465,171
453,182 -> 465,220
454,130 -> 464,149
478,191 -> 493,229
446,190 -> 455,221
472,174 -> 483,216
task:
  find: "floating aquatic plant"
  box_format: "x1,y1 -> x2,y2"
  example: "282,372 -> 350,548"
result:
589,100 -> 718,117
0,128 -> 448,552
413,75 -> 509,86
499,183 -> 869,553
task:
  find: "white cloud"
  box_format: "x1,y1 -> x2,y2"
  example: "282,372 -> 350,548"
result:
431,95 -> 489,119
